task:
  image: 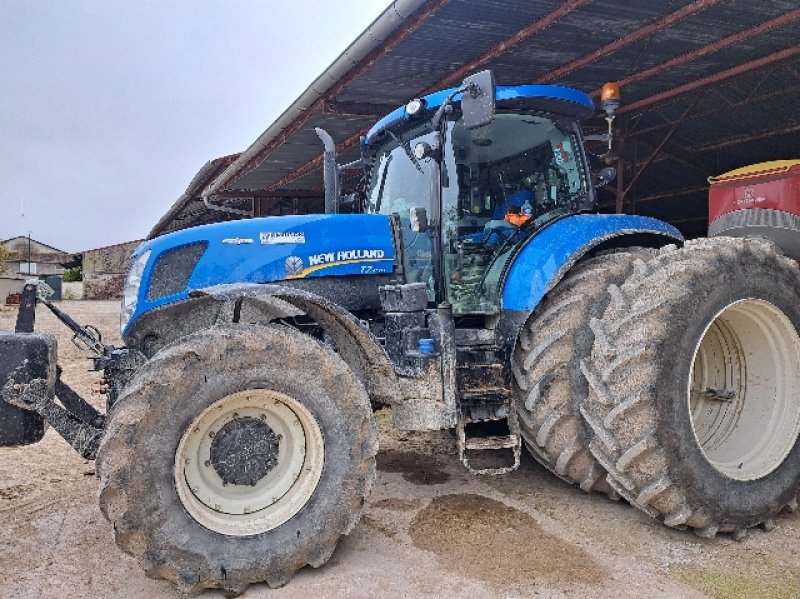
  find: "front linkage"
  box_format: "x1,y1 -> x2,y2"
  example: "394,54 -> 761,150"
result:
1,281 -> 145,459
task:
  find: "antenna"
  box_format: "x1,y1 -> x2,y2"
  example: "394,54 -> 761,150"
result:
20,196 -> 25,237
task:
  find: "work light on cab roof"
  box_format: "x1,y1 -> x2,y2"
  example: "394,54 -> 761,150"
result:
405,97 -> 426,116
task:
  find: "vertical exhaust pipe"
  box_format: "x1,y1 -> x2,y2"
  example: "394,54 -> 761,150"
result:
315,128 -> 339,214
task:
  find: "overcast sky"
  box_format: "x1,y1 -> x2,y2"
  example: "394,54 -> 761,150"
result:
0,1 -> 393,253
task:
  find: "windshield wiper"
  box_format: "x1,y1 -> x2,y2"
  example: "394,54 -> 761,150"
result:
388,131 -> 424,173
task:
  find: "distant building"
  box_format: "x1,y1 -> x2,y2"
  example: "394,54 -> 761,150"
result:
1,236 -> 74,303
0,236 -> 143,302
79,239 -> 143,300
1,236 -> 71,277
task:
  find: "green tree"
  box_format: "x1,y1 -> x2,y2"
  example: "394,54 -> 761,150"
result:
63,266 -> 82,282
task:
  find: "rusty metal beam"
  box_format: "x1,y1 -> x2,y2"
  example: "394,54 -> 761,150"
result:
629,78 -> 800,138
632,137 -> 711,176
540,0 -> 721,83
207,189 -> 322,199
619,45 -> 800,115
622,96 -> 701,205
258,193 -> 324,216
268,129 -> 365,191
219,0 -> 452,194
593,7 -> 800,98
689,121 -> 800,153
631,186 -> 708,204
628,146 -> 701,173
269,1 -> 593,192
321,100 -> 400,118
426,0 -> 592,91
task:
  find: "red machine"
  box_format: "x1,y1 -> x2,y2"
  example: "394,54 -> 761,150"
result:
709,160 -> 800,259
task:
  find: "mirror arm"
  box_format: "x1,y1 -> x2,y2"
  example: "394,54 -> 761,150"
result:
431,86 -> 467,130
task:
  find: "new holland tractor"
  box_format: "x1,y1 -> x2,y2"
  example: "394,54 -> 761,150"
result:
3,71 -> 800,594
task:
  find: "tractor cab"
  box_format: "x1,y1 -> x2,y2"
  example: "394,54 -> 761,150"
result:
359,74 -> 597,315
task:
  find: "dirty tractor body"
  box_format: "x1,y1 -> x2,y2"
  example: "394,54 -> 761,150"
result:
4,72 -> 800,593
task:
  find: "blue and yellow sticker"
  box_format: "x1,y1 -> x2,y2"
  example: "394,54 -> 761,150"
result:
284,249 -> 393,279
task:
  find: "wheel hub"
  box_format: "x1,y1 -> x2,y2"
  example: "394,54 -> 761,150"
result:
689,298 -> 800,480
209,416 -> 280,486
174,389 -> 324,536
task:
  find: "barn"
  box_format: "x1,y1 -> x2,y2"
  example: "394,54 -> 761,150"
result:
147,0 -> 799,239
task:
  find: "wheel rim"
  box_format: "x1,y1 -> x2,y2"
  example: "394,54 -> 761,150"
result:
174,389 -> 324,536
688,299 -> 800,481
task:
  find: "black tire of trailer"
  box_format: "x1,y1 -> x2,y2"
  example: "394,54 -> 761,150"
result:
580,237 -> 800,537
96,323 -> 377,594
511,248 -> 654,495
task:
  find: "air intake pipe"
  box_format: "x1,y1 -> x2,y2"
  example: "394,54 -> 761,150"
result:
315,128 -> 339,214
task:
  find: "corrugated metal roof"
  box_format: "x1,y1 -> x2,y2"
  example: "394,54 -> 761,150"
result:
157,0 -> 800,238
148,153 -> 241,238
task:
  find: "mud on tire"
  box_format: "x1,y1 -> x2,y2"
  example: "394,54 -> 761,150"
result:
580,238 -> 800,537
96,324 -> 378,594
512,249 -> 653,495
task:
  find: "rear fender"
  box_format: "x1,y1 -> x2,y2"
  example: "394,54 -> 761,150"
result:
496,213 -> 683,354
502,214 -> 682,312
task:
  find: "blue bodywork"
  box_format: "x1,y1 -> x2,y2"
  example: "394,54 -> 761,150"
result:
124,214 -> 395,335
365,84 -> 595,147
502,214 -> 682,311
125,83 -> 683,341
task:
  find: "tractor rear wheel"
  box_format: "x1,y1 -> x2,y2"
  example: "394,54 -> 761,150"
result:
580,238 -> 800,536
512,248 -> 653,494
97,324 -> 377,593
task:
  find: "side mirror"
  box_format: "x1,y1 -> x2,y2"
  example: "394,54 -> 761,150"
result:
409,207 -> 429,233
595,167 -> 617,187
461,70 -> 496,130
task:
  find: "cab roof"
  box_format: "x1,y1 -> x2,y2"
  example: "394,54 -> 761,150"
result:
364,83 -> 595,147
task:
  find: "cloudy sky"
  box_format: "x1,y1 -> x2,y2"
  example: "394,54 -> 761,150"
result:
0,1 -> 393,252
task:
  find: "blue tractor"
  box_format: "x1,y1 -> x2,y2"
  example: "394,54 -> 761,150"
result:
5,71 -> 800,593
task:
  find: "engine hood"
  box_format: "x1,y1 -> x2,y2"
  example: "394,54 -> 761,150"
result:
123,214 -> 396,334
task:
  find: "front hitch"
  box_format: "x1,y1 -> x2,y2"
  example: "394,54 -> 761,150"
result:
1,372 -> 102,459
1,280 -> 146,459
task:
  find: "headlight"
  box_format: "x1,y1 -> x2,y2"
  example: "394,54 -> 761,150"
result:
405,98 -> 426,116
120,249 -> 151,334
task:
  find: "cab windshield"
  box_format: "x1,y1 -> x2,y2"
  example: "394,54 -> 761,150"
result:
365,111 -> 586,314
366,124 -> 437,295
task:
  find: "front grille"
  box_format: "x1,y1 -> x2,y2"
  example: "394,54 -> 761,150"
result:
147,242 -> 207,301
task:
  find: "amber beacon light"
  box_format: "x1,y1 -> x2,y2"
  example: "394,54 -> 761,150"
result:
600,82 -> 621,116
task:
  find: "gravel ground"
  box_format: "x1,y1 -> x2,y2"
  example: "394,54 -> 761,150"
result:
1,301 -> 800,599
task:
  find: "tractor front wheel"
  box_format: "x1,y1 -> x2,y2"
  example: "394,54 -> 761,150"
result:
97,324 -> 377,593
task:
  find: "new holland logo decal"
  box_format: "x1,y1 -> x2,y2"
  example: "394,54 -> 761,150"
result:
285,256 -> 304,276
